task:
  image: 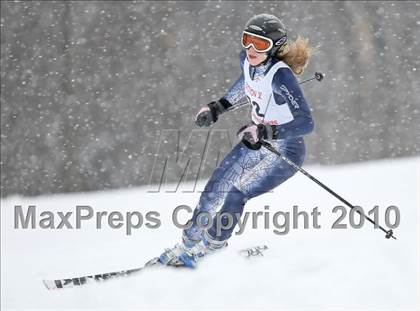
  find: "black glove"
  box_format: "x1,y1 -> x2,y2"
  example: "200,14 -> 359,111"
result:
237,123 -> 278,149
195,98 -> 232,127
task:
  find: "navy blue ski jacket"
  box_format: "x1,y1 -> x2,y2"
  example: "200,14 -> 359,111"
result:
222,50 -> 314,140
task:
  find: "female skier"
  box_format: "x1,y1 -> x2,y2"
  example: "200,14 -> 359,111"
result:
159,13 -> 316,267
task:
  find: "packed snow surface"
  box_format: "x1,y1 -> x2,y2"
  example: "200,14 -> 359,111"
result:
1,157 -> 419,310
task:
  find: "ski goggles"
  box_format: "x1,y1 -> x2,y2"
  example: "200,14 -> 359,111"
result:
241,31 -> 273,53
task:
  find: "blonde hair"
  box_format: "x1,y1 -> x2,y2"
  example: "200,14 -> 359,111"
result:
277,36 -> 318,75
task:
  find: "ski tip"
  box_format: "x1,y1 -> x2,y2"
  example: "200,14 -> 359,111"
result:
42,279 -> 57,290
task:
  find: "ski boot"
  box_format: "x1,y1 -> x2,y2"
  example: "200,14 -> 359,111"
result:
159,231 -> 228,268
158,243 -> 189,267
158,241 -> 207,268
179,231 -> 229,268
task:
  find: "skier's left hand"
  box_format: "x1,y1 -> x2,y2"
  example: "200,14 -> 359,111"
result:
237,124 -> 264,144
237,123 -> 278,145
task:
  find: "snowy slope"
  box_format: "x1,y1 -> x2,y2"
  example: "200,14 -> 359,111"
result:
1,157 -> 419,311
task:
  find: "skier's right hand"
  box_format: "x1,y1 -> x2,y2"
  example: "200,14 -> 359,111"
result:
195,106 -> 216,127
195,99 -> 232,127
195,101 -> 220,127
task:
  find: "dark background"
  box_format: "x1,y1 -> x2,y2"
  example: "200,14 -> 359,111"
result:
1,1 -> 419,197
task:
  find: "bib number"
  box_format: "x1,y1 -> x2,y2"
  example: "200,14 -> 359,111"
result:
248,96 -> 264,118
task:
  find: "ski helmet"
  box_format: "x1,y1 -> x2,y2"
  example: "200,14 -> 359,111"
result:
243,14 -> 288,57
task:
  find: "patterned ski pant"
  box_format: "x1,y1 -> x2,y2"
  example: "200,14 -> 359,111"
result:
183,138 -> 305,244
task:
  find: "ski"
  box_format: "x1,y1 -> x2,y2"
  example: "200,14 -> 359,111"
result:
240,245 -> 269,258
42,257 -> 160,290
43,245 -> 269,290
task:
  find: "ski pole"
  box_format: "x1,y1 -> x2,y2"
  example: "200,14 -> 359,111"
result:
299,71 -> 324,85
260,140 -> 396,240
226,72 -> 325,113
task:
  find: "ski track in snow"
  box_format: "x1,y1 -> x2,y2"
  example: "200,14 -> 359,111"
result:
1,157 -> 419,310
